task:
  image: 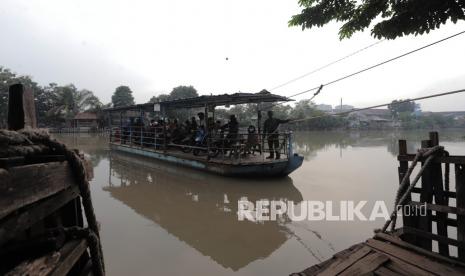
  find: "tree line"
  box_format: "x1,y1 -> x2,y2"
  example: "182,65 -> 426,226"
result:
1,66 -> 345,130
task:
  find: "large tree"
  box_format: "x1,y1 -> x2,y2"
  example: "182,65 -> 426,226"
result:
289,0 -> 465,39
149,86 -> 199,121
388,99 -> 416,119
112,85 -> 135,107
46,84 -> 102,123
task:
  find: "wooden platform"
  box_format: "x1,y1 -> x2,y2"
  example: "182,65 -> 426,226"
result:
292,233 -> 465,276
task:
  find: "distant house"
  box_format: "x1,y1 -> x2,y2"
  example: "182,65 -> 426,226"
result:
73,112 -> 99,132
333,105 -> 354,112
348,109 -> 394,129
316,104 -> 332,112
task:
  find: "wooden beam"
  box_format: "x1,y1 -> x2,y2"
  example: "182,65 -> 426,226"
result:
5,239 -> 88,276
398,139 -> 418,244
338,251 -> 389,275
375,232 -> 465,268
0,186 -> 79,246
400,226 -> 465,248
398,155 -> 465,165
412,187 -> 456,199
318,246 -> 372,276
0,161 -> 76,220
417,140 -> 433,251
456,164 -> 465,262
409,201 -> 465,216
366,238 -> 465,275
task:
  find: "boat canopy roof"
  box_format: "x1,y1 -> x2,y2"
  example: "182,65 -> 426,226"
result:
104,90 -> 292,112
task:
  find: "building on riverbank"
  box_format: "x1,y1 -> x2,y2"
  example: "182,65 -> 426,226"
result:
348,109 -> 395,129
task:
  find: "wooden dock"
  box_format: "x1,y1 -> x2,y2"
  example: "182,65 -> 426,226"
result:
293,233 -> 465,275
0,84 -> 104,275
293,132 -> 465,276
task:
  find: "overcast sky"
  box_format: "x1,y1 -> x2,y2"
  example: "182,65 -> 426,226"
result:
1,0 -> 465,111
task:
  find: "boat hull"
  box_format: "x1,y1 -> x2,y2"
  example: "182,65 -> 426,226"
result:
110,143 -> 303,177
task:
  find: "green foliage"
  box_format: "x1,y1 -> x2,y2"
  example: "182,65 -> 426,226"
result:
388,99 -> 415,119
0,66 -> 103,127
399,113 -> 456,129
149,85 -> 198,103
46,84 -> 102,122
289,0 -> 465,39
149,86 -> 199,121
0,67 -> 44,127
112,86 -> 135,107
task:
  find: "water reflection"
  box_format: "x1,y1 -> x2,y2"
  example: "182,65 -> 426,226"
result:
105,152 -> 303,271
293,129 -> 465,159
52,130 -> 465,275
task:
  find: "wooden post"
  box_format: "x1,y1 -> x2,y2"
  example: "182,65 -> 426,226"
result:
456,163 -> 465,261
428,132 -> 449,257
418,139 -> 433,251
398,139 -> 418,244
8,84 -> 37,130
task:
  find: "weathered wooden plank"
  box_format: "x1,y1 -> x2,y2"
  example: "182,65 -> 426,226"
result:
398,155 -> 465,165
375,232 -> 465,268
5,239 -> 87,276
400,226 -> 465,248
411,187 -> 456,199
397,140 -> 417,244
456,164 -> 465,262
374,266 -> 404,276
290,244 -> 366,276
410,201 -> 465,216
0,157 -> 25,169
431,215 -> 457,227
366,238 -> 465,275
0,161 -> 75,220
385,258 -> 434,276
318,245 -> 372,276
49,239 -> 88,276
416,140 -> 433,251
0,186 -> 80,246
26,155 -> 66,164
339,251 -> 389,276
428,133 -> 449,256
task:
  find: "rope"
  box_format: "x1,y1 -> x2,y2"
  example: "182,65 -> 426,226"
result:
270,40 -> 384,91
285,30 -> 465,99
380,145 -> 443,233
0,129 -> 105,274
287,88 -> 465,124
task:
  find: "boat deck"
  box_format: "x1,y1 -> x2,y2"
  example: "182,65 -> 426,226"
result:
292,233 -> 465,276
110,142 -> 289,165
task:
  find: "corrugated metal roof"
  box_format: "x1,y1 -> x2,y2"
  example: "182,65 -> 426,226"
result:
104,90 -> 292,112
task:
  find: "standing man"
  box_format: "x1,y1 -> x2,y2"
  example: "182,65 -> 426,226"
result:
263,110 -> 290,159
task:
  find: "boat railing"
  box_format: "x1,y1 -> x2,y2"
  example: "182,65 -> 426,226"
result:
109,126 -> 293,163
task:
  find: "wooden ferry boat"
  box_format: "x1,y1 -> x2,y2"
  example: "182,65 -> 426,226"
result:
105,90 -> 304,177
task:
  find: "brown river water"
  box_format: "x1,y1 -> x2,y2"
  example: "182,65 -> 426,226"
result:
55,130 -> 465,276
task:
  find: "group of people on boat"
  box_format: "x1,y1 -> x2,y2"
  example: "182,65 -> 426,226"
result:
118,110 -> 290,160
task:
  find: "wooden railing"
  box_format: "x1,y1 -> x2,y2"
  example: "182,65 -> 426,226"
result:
397,131 -> 465,261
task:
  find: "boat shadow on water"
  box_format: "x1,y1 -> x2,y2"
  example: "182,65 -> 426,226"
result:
104,151 -> 303,271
